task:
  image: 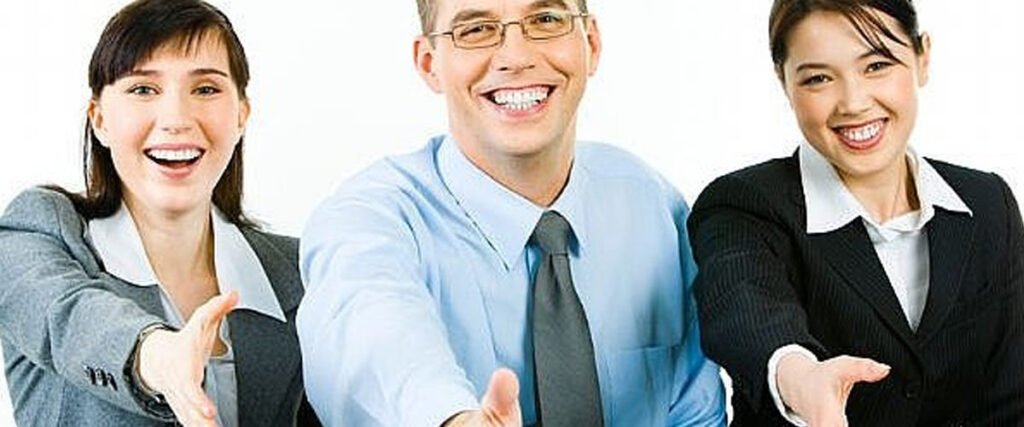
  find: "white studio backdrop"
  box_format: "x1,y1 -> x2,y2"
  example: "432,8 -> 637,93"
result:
1,1 -> 1022,424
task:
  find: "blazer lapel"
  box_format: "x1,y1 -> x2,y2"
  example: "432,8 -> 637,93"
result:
111,279 -> 165,318
229,309 -> 301,426
916,209 -> 976,343
809,220 -> 918,349
230,228 -> 305,426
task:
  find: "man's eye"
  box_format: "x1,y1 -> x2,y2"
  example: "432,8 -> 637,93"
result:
458,22 -> 498,37
533,12 -> 565,24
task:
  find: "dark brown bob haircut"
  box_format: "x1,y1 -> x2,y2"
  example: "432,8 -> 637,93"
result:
415,0 -> 590,34
769,0 -> 925,80
51,0 -> 253,226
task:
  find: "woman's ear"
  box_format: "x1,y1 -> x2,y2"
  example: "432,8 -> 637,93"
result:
916,32 -> 932,87
88,99 -> 109,147
238,98 -> 251,134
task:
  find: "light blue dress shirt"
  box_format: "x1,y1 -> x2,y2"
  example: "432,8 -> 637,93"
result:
298,136 -> 726,427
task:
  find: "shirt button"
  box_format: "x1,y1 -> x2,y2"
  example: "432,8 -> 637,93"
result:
904,381 -> 922,399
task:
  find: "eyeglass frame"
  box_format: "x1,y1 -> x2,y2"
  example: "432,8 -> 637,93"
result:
426,10 -> 590,50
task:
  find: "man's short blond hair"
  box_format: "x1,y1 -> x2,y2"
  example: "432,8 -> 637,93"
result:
416,0 -> 589,34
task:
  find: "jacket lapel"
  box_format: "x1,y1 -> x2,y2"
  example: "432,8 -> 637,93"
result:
809,220 -> 918,349
915,208 -> 975,343
231,229 -> 305,426
228,309 -> 301,426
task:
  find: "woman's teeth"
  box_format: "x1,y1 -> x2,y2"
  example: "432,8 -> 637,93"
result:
838,121 -> 883,142
147,148 -> 202,162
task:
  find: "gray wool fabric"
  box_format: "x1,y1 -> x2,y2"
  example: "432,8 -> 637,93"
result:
0,188 -> 314,426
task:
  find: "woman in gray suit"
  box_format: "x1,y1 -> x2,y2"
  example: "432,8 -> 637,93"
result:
0,0 -> 318,425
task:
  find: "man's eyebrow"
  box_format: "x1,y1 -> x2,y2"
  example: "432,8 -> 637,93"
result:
450,9 -> 498,26
448,0 -> 574,26
528,0 -> 572,12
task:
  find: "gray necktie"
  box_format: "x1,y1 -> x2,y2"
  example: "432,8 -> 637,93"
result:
531,211 -> 604,427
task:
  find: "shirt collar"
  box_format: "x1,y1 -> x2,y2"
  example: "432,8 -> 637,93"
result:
88,204 -> 286,322
437,135 -> 588,270
799,141 -> 972,235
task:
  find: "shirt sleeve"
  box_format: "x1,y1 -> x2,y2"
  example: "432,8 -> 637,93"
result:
0,189 -> 174,420
296,191 -> 479,427
767,344 -> 817,426
666,187 -> 728,426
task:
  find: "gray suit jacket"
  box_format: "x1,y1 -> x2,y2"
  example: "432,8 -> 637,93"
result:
0,188 -> 319,426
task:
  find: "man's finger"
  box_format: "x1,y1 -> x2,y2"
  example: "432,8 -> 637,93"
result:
480,368 -> 520,421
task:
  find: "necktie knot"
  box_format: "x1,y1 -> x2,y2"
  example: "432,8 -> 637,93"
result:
532,211 -> 572,255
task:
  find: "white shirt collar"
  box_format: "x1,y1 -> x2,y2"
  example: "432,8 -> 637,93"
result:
799,141 -> 972,235
88,204 -> 286,323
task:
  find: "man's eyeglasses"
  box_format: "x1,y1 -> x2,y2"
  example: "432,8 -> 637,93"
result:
428,10 -> 588,50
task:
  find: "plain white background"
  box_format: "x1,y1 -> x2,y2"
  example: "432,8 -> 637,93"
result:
1,1 -> 1022,424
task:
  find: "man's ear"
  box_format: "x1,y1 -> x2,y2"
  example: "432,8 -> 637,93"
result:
414,36 -> 443,93
88,98 -> 109,147
583,15 -> 602,77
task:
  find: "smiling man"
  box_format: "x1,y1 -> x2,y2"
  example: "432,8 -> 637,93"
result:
295,1 -> 726,426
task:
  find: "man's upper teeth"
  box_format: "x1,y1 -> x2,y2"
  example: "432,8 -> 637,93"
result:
492,88 -> 549,106
841,121 -> 882,142
149,148 -> 201,161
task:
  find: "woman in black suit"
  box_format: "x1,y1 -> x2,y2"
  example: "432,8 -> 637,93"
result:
688,0 -> 1024,425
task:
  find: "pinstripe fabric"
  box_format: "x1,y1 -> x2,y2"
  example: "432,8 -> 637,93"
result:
688,154 -> 1024,426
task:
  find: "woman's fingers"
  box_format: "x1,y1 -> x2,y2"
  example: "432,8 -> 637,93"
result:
140,291 -> 239,425
186,290 -> 239,357
191,290 -> 239,331
164,385 -> 216,427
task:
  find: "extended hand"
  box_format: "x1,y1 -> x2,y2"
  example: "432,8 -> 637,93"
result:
777,353 -> 890,427
138,291 -> 239,426
443,368 -> 522,427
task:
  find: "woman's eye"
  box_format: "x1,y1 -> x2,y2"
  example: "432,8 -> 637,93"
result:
127,85 -> 158,96
866,61 -> 894,73
194,85 -> 222,96
800,74 -> 831,86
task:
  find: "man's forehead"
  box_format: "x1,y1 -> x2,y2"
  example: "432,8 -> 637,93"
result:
435,0 -> 577,22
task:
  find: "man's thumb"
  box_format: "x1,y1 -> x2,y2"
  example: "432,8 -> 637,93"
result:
481,368 -> 520,420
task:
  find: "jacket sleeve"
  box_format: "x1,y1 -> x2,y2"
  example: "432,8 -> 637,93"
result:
687,175 -> 827,415
975,175 -> 1024,423
0,188 -> 173,420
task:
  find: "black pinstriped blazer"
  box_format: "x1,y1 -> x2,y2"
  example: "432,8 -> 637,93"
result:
688,154 -> 1024,426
